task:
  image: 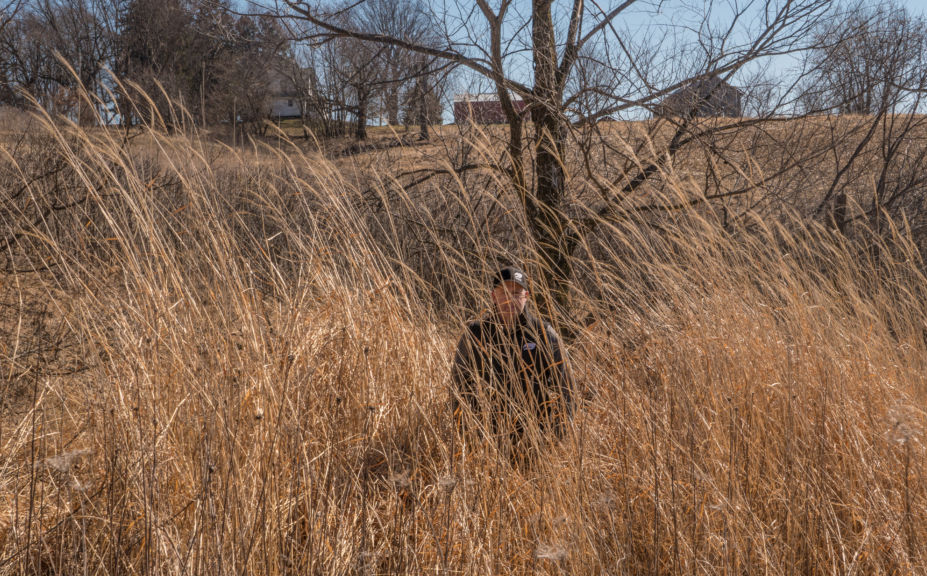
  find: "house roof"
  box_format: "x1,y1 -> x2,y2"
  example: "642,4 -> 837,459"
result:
671,75 -> 742,97
453,93 -> 525,103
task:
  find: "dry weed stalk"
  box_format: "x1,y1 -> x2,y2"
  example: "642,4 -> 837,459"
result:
0,91 -> 925,575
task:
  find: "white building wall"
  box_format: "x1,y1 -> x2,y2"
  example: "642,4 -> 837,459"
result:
270,98 -> 301,118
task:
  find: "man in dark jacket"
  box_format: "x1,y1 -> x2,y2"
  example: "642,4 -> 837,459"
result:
450,266 -> 574,453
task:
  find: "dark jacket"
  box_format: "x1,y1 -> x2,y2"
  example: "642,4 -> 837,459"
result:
450,310 -> 574,439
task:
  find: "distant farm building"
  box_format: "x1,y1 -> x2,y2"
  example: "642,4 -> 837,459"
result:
267,70 -> 305,119
656,76 -> 743,118
453,93 -> 527,124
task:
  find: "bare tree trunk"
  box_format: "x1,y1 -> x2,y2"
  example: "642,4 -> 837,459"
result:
528,0 -> 572,321
78,66 -> 98,127
416,76 -> 429,140
355,89 -> 368,140
386,84 -> 399,125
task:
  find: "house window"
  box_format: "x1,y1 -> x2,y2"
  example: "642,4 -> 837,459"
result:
288,99 -> 294,107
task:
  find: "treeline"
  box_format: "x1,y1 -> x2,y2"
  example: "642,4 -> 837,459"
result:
0,0 -> 446,137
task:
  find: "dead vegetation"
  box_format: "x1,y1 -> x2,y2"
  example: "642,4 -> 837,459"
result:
1,107 -> 927,575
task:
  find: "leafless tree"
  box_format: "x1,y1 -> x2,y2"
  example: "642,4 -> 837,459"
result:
797,2 -> 927,242
354,0 -> 440,126
401,54 -> 445,140
212,13 -> 289,133
34,0 -> 116,125
282,0 -> 836,320
117,0 -> 291,131
335,33 -> 385,139
0,0 -> 22,45
292,0 -> 445,139
0,0 -> 116,123
119,0 -> 195,126
801,1 -> 927,116
0,11 -> 56,108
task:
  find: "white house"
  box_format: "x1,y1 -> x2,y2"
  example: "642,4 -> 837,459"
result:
267,70 -> 306,119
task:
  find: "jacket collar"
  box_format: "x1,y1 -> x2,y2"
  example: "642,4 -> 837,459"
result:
489,309 -> 534,331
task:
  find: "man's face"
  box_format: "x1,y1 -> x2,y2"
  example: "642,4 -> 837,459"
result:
491,280 -> 528,323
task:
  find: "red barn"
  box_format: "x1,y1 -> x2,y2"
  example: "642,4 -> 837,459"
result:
453,94 -> 527,124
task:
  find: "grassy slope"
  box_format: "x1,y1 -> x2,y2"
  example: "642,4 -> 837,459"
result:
0,114 -> 926,575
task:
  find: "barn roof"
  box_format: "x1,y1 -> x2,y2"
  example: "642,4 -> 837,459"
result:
453,93 -> 525,103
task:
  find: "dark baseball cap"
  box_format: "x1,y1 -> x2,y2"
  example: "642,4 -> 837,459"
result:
492,266 -> 529,290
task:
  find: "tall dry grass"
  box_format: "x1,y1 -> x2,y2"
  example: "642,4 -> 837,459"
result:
1,94 -> 926,575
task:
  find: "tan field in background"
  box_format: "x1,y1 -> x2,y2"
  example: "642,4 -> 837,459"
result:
1,108 -> 927,574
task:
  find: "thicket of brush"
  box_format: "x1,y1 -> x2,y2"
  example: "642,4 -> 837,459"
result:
1,98 -> 927,575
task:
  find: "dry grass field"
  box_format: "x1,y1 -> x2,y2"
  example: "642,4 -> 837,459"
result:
1,106 -> 927,575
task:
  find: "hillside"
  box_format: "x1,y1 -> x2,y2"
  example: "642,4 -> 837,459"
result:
1,112 -> 927,575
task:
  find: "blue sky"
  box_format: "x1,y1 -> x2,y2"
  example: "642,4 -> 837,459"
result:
436,0 -> 927,119
901,0 -> 927,16
285,0 -> 927,122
